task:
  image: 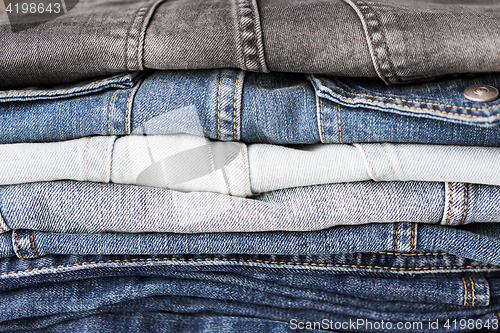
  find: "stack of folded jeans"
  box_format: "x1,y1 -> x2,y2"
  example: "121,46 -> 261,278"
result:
1,0 -> 500,332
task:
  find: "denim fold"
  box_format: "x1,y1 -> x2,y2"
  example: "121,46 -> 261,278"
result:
1,70 -> 500,146
2,0 -> 500,88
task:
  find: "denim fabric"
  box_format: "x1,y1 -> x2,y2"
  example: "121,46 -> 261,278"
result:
0,252 -> 500,332
3,223 -> 500,268
2,0 -> 500,88
0,181 -> 497,234
1,70 -> 500,145
3,133 -> 500,192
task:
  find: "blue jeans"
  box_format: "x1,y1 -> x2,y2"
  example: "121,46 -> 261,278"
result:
0,181 -> 497,234
3,223 -> 500,267
0,251 -> 499,332
1,70 -> 500,145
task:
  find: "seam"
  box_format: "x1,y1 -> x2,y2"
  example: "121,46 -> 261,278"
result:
30,230 -> 39,258
83,137 -> 91,182
394,222 -> 398,252
469,277 -> 475,307
224,143 -> 232,196
378,252 -> 448,256
462,277 -> 468,306
0,77 -> 126,97
330,83 -> 500,117
359,143 -> 380,181
102,137 -> 112,183
239,143 -> 248,196
381,143 -> 399,181
445,183 -> 453,225
13,231 -> 24,260
410,223 -> 415,253
460,184 -> 468,225
125,89 -> 134,135
233,72 -> 240,140
337,104 -> 343,143
3,257 -> 499,275
319,98 -> 326,143
217,71 -> 223,140
107,91 -> 117,135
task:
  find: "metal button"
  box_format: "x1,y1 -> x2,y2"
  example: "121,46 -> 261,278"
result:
464,85 -> 499,102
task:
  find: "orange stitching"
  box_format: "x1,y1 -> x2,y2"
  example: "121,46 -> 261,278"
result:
233,72 -> 240,140
239,143 -> 248,196
319,98 -> 326,142
381,143 -> 399,181
445,183 -> 453,225
332,83 -> 500,115
462,277 -> 468,306
107,91 -> 117,135
378,252 -> 448,256
102,137 -> 112,183
14,231 -> 24,260
394,222 -> 398,252
0,77 -> 121,97
337,104 -> 343,143
30,230 -> 39,258
411,223 -> 415,252
125,88 -> 133,135
217,71 -> 223,140
224,143 -> 232,196
359,143 -> 380,181
2,257 -> 498,275
461,184 -> 468,225
83,137 -> 91,182
469,277 -> 475,307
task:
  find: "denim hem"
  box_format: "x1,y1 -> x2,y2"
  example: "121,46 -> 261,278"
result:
343,0 -> 394,85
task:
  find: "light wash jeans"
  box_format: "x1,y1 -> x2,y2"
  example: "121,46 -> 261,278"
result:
0,181 -> 496,234
0,134 -> 499,194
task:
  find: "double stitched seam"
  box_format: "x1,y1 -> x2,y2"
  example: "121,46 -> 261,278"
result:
236,0 -> 265,72
381,143 -> 399,180
30,230 -> 39,258
394,222 -> 398,252
469,277 -> 475,307
2,258 -> 499,275
217,71 -> 223,140
83,137 -> 91,182
239,143 -> 248,196
319,98 -> 326,143
125,89 -> 134,135
445,183 -> 453,225
233,73 -> 240,140
462,277 -> 468,306
460,184 -> 468,225
107,91 -> 117,135
224,143 -> 232,196
410,223 -> 415,252
332,84 -> 500,116
0,77 -> 122,97
359,143 -> 380,181
102,137 -> 112,183
13,231 -> 24,260
378,252 -> 447,256
337,104 -> 343,143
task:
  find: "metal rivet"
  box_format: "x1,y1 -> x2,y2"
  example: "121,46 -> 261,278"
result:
464,85 -> 499,102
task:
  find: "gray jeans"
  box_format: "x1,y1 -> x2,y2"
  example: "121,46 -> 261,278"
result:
1,0 -> 499,88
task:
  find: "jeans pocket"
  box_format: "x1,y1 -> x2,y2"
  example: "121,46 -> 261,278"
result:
309,74 -> 500,127
0,71 -> 145,103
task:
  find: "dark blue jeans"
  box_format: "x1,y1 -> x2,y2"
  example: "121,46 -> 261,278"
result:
1,251 -> 500,332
